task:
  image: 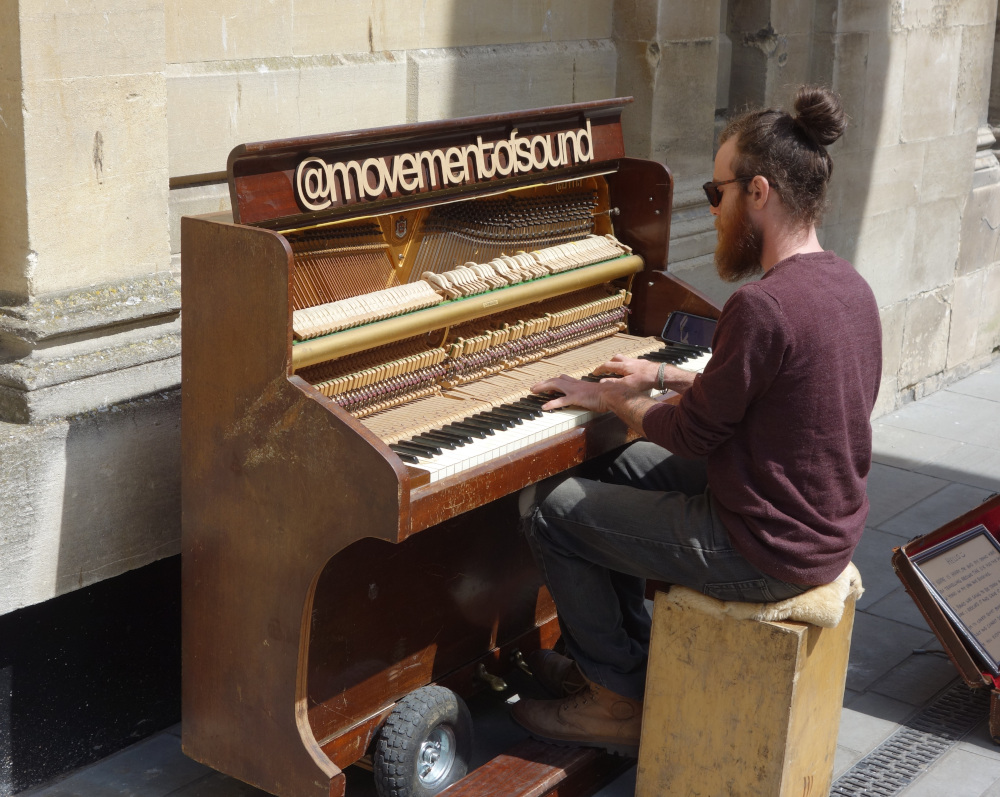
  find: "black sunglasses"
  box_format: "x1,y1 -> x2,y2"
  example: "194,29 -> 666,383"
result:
702,176 -> 751,208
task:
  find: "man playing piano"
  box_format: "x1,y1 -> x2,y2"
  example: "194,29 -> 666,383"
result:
512,85 -> 882,755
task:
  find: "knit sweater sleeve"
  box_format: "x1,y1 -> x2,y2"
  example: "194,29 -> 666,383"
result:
642,286 -> 787,457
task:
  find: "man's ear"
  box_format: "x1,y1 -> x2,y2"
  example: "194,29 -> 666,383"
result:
747,175 -> 771,210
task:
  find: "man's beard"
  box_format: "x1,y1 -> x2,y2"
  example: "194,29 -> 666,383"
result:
715,199 -> 764,283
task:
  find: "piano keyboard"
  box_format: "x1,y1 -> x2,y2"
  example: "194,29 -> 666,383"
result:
375,341 -> 711,483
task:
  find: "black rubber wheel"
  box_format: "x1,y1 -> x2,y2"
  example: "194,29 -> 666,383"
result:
373,685 -> 473,797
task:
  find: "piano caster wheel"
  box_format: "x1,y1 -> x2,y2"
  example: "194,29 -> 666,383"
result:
373,685 -> 473,797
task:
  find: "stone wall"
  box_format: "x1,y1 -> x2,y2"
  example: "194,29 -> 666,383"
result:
1,0 -> 998,615
0,0 -> 179,616
0,0 -> 617,616
643,0 -> 1000,416
165,0 -> 616,271
825,1 -> 1000,413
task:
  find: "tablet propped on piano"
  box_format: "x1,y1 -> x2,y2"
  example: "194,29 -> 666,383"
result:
181,99 -> 719,797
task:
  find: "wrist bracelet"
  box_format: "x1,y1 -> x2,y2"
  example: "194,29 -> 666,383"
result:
656,362 -> 666,391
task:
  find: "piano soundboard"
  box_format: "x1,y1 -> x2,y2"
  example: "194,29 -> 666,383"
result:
181,99 -> 719,797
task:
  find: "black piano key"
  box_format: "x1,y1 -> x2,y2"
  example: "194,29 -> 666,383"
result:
389,444 -> 429,462
414,432 -> 461,449
395,440 -> 440,457
426,428 -> 474,444
642,352 -> 683,364
451,419 -> 496,435
665,343 -> 707,354
446,422 -> 492,438
491,405 -> 531,420
507,401 -> 543,418
520,394 -> 550,405
388,447 -> 420,465
473,413 -> 514,430
406,437 -> 445,455
484,408 -> 525,424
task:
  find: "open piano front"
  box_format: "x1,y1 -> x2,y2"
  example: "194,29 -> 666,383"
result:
180,98 -> 720,797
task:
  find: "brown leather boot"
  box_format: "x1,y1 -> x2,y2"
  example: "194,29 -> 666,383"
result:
510,679 -> 643,757
526,649 -> 587,698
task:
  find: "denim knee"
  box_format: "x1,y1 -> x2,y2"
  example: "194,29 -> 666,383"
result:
518,483 -> 537,519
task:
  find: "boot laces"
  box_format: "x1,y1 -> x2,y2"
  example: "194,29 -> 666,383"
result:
564,684 -> 598,711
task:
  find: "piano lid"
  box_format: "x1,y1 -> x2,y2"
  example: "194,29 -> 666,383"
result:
227,97 -> 633,227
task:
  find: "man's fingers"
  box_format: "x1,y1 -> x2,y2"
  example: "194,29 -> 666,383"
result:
540,394 -> 572,411
531,374 -> 574,394
593,362 -> 626,377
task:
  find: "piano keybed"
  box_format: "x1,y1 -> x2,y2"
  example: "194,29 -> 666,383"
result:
357,333 -> 656,444
358,333 -> 710,483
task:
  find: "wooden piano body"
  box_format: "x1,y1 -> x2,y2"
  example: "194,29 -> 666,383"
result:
181,99 -> 720,797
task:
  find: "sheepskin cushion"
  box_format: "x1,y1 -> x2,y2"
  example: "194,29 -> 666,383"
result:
664,562 -> 863,629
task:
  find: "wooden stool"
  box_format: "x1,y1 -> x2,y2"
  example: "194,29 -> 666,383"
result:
636,565 -> 862,797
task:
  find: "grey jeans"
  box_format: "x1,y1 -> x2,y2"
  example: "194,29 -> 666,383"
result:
520,440 -> 809,700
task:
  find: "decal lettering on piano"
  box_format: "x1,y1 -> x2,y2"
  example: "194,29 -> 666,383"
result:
296,121 -> 594,211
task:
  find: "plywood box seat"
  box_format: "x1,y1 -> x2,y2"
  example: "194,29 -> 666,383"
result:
636,564 -> 863,797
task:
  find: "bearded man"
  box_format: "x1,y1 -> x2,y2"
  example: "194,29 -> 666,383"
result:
511,85 -> 882,755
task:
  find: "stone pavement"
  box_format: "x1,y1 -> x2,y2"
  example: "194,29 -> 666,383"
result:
20,363 -> 1000,797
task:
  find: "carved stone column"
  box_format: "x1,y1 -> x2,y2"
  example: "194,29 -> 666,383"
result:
726,0 -> 819,112
952,1 -> 1000,375
0,0 -> 178,611
973,124 -> 1000,188
612,1 -> 729,302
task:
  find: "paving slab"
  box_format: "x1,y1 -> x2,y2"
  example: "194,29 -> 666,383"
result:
866,462 -> 949,528
166,772 -> 269,796
880,391 -> 1000,447
878,481 -> 996,538
895,746 -> 1000,796
20,733 -> 210,797
844,690 -> 919,727
959,719 -> 1000,763
837,701 -> 910,757
918,442 -> 1000,493
853,527 -> 914,610
946,366 -> 1000,402
867,652 -> 962,706
866,585 -> 933,633
833,744 -> 863,779
872,423 -> 967,470
845,613 -> 937,693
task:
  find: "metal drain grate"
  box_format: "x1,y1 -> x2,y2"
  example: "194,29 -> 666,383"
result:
832,681 -> 990,796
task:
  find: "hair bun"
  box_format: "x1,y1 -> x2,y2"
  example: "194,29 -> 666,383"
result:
792,86 -> 846,146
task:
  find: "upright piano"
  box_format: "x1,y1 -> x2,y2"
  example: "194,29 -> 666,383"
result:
181,98 -> 720,797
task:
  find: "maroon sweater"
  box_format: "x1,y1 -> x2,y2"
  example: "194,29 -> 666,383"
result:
643,252 -> 882,584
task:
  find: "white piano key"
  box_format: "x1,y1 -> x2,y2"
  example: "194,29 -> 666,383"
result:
394,348 -> 712,482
